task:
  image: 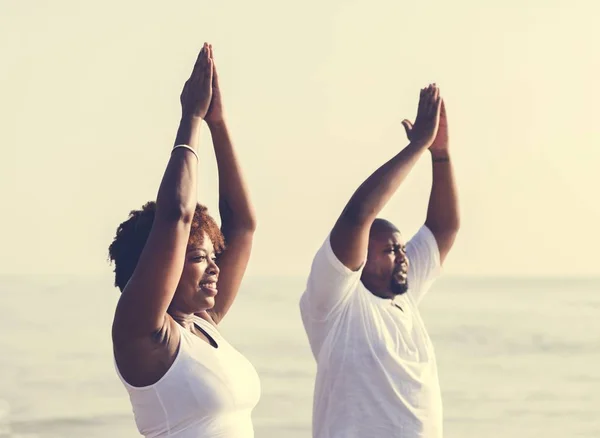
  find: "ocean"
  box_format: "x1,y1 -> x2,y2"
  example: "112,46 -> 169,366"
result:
0,274 -> 598,437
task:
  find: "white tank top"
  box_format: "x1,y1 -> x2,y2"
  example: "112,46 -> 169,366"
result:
115,316 -> 261,438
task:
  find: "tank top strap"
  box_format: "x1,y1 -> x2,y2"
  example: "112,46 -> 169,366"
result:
192,315 -> 222,340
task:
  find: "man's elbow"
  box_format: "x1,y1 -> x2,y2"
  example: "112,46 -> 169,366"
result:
449,215 -> 461,234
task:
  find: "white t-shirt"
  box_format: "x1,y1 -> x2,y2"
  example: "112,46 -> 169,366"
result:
300,225 -> 442,438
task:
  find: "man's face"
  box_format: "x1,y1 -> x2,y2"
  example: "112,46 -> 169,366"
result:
361,228 -> 410,299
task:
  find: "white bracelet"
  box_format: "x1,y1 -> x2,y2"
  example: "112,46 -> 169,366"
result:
172,144 -> 199,162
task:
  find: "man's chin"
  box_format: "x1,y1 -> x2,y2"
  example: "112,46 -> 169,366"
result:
390,279 -> 409,295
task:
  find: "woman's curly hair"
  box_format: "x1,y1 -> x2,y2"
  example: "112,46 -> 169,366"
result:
108,201 -> 225,291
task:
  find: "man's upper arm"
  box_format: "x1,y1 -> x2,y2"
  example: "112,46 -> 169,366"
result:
428,227 -> 458,265
301,228 -> 366,321
329,215 -> 371,272
406,225 -> 442,305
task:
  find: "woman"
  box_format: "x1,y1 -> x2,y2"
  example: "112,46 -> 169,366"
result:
108,43 -> 260,437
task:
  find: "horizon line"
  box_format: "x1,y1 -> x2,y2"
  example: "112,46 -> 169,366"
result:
0,273 -> 598,281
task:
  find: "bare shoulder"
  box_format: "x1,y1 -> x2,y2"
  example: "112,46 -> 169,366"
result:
113,316 -> 181,388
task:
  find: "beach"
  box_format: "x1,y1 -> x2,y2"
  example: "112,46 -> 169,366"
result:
1,274 -> 598,437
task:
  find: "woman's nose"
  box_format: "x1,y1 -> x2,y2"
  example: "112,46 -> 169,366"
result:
208,259 -> 220,275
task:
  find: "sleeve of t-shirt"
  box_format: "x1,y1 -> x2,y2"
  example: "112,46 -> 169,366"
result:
405,225 -> 441,305
300,233 -> 365,321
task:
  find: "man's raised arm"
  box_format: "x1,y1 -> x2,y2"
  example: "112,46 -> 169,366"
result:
330,85 -> 443,270
420,100 -> 460,263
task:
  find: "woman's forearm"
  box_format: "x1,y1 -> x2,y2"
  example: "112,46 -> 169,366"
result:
155,116 -> 202,222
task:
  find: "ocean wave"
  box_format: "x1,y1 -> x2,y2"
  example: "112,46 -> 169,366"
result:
8,413 -> 135,438
431,325 -> 600,356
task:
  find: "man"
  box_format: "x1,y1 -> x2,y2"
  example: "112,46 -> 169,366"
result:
300,84 -> 459,438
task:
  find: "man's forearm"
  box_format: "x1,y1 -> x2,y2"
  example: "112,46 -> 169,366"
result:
342,141 -> 430,224
425,150 -> 460,234
208,120 -> 256,233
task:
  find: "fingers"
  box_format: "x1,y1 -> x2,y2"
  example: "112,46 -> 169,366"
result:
417,84 -> 438,119
203,50 -> 213,91
430,85 -> 442,120
422,83 -> 442,118
431,85 -> 440,115
432,94 -> 442,122
209,44 -> 220,88
423,85 -> 431,115
192,43 -> 213,77
188,43 -> 213,87
190,44 -> 207,80
425,84 -> 433,118
203,43 -> 211,81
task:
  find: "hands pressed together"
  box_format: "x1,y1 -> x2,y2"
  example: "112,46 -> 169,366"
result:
180,45 -> 446,154
179,42 -> 225,126
401,84 -> 449,154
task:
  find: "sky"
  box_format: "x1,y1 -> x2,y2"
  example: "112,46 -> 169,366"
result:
0,0 -> 598,278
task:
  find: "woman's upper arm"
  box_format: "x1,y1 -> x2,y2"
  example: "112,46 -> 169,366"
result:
112,215 -> 192,342
208,228 -> 254,324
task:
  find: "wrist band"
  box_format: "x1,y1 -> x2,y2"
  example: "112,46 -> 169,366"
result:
432,156 -> 450,163
172,144 -> 199,162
